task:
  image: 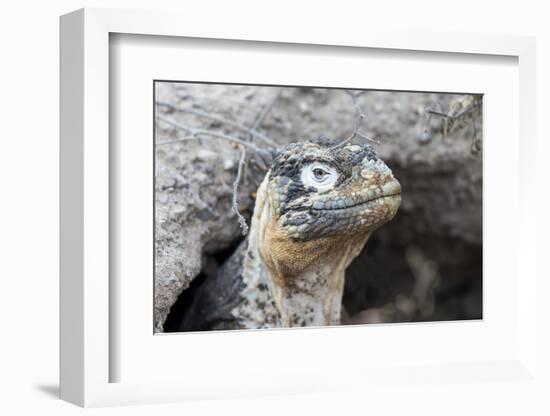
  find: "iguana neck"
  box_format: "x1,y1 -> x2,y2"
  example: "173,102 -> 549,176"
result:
250,174 -> 370,327
266,244 -> 363,327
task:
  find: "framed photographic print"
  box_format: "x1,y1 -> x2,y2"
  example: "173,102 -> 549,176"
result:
60,8 -> 539,408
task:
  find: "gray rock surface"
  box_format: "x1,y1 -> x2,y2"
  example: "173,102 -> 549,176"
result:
154,83 -> 268,331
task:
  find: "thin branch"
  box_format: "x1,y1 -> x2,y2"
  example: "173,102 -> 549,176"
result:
232,146 -> 249,235
346,90 -> 367,100
239,88 -> 281,190
156,101 -> 277,147
454,101 -> 481,119
156,116 -> 263,153
423,96 -> 483,153
356,131 -> 381,145
246,88 -> 282,142
427,109 -> 452,118
155,135 -> 196,145
423,112 -> 433,132
331,90 -> 369,149
427,99 -> 482,121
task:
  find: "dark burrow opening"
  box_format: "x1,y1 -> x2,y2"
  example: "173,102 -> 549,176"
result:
163,272 -> 208,332
163,243 -> 239,332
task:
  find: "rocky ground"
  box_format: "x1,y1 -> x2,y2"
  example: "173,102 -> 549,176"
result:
154,82 -> 482,333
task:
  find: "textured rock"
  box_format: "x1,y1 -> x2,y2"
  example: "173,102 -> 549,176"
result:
154,83 -> 268,331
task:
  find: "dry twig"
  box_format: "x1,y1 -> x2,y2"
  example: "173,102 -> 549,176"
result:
423,95 -> 482,153
156,101 -> 277,147
231,88 -> 282,234
156,115 -> 264,153
245,88 -> 282,143
232,146 -> 249,235
331,90 -> 379,149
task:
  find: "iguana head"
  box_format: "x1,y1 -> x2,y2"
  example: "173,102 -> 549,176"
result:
267,138 -> 401,241
252,138 -> 401,327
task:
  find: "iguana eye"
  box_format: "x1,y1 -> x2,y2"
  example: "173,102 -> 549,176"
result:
301,163 -> 338,192
313,167 -> 328,179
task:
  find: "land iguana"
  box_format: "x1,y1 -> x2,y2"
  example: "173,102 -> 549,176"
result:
177,137 -> 401,331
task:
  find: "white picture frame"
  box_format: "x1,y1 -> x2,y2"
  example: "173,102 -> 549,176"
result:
60,7 -> 538,408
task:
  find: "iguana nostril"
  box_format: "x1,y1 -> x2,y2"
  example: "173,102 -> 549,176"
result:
382,180 -> 401,195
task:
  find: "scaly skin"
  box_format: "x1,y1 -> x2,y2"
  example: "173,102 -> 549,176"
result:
237,138 -> 401,327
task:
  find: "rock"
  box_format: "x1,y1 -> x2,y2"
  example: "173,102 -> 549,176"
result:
154,147 -> 263,332
154,84 -> 270,331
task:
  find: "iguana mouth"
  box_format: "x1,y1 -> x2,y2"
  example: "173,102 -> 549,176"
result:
310,192 -> 401,212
